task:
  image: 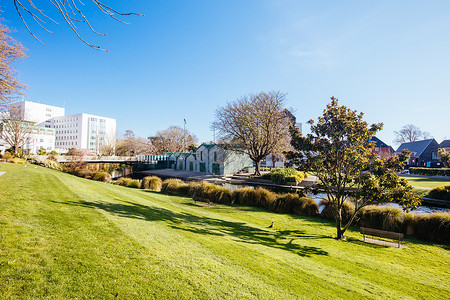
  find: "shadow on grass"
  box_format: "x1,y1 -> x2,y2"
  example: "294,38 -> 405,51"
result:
61,198 -> 328,257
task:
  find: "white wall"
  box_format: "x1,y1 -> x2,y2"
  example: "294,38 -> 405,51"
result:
17,101 -> 65,125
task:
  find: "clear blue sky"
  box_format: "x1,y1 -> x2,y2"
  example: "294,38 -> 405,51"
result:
3,0 -> 450,147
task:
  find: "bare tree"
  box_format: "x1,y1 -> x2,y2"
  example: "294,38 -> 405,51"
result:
12,0 -> 142,50
0,104 -> 34,154
149,126 -> 198,155
115,130 -> 155,156
0,24 -> 26,112
214,91 -> 290,176
393,124 -> 432,144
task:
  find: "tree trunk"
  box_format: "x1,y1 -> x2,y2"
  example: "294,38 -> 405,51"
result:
271,153 -> 277,168
254,160 -> 261,176
336,209 -> 345,239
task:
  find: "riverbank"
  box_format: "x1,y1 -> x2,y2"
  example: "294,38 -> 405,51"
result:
1,163 -> 448,298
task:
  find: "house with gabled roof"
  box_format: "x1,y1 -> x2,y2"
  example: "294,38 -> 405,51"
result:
439,140 -> 450,152
368,136 -> 394,159
196,143 -> 253,175
395,139 -> 440,167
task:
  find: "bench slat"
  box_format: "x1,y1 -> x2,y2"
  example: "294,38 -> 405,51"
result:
360,227 -> 404,248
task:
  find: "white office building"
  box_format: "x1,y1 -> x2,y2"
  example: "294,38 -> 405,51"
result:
16,101 -> 65,127
52,113 -> 116,153
15,101 -> 116,154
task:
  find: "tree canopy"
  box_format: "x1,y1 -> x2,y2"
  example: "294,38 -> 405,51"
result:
287,97 -> 421,239
213,91 -> 291,176
149,126 -> 198,155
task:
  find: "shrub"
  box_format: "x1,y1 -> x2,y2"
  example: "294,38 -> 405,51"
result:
186,181 -> 233,204
2,151 -> 12,162
410,213 -> 450,244
232,187 -> 276,208
44,159 -> 61,170
272,193 -> 319,216
161,179 -> 189,196
115,177 -> 140,188
263,168 -> 306,185
209,185 -> 233,204
358,205 -> 408,233
37,148 -> 47,155
409,167 -> 450,176
320,198 -> 355,224
77,169 -> 94,179
426,185 -> 450,201
141,176 -> 162,191
11,157 -> 27,164
93,171 -> 112,183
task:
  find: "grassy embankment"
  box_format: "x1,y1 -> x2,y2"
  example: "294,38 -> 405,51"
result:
0,163 -> 449,299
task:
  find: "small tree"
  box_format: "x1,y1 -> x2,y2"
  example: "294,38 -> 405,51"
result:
287,97 -> 421,239
438,148 -> 450,167
214,91 -> 291,176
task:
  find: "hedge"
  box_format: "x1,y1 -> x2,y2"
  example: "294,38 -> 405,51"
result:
409,167 -> 450,176
426,185 -> 450,201
262,167 -> 307,185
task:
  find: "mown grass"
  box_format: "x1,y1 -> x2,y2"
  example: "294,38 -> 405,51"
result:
1,163 -> 449,299
402,176 -> 450,189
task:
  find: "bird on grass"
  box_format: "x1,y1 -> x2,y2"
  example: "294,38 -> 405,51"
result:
268,222 -> 273,228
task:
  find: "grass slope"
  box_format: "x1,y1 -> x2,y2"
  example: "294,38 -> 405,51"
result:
1,163 -> 449,299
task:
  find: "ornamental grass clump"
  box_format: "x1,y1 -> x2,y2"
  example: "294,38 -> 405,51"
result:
93,171 -> 112,183
410,212 -> 450,244
210,185 -> 233,204
161,179 -> 189,196
232,187 -> 276,208
426,185 -> 450,201
115,177 -> 140,188
320,198 -> 355,224
187,181 -> 233,204
272,193 -> 318,216
141,176 -> 162,191
358,205 -> 407,233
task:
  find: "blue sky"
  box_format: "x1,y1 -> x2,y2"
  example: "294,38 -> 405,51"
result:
3,0 -> 450,147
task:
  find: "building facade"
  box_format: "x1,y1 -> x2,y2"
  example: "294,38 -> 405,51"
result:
15,101 -> 116,154
52,113 -> 116,153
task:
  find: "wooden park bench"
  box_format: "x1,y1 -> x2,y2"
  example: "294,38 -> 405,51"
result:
360,227 -> 404,248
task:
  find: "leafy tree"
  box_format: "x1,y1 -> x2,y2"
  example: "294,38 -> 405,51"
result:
287,97 -> 421,239
0,24 -> 26,111
438,148 -> 450,167
187,143 -> 198,152
213,91 -> 291,176
393,124 -> 432,144
37,148 -> 47,155
11,0 -> 142,50
148,126 -> 198,154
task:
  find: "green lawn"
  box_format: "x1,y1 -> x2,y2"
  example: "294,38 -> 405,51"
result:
400,176 -> 450,197
1,163 -> 449,299
401,176 -> 450,189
